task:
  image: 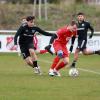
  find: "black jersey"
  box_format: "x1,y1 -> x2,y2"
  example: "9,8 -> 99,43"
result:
14,24 -> 53,45
77,20 -> 94,40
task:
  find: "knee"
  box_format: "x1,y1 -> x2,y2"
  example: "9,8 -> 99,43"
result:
63,58 -> 69,65
57,50 -> 63,58
64,61 -> 69,66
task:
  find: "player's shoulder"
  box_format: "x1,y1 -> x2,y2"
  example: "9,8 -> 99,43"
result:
84,20 -> 90,24
32,26 -> 40,29
20,23 -> 28,29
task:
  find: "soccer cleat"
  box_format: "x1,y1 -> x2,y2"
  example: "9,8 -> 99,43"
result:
53,69 -> 61,77
34,66 -> 42,75
49,69 -> 55,76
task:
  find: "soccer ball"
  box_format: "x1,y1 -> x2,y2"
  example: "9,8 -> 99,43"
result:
69,68 -> 79,77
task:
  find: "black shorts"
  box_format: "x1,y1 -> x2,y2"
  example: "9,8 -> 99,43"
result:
77,39 -> 87,51
19,43 -> 34,59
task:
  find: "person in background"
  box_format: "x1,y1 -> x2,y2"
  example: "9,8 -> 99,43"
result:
69,12 -> 100,69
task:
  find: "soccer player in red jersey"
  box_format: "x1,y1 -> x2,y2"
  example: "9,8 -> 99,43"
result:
45,21 -> 77,76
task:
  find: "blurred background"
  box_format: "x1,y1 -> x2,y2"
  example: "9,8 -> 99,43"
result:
0,2 -> 100,99
0,0 -> 100,31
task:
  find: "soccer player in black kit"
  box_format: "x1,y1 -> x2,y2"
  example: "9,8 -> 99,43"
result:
14,16 -> 54,75
70,12 -> 100,68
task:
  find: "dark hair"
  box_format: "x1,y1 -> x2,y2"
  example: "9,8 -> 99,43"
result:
26,16 -> 35,21
77,12 -> 84,16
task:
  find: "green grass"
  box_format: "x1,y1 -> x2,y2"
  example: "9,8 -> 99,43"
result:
0,53 -> 100,100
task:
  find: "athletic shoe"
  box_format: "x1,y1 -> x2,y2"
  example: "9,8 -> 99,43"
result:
34,66 -> 42,75
49,69 -> 55,76
53,69 -> 61,77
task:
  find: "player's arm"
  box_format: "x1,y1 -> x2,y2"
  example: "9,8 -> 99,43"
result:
69,27 -> 77,52
34,26 -> 54,36
69,36 -> 76,52
88,22 -> 94,39
45,34 -> 57,55
14,26 -> 24,45
49,34 -> 57,44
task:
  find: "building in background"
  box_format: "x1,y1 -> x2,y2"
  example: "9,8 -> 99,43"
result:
84,0 -> 100,4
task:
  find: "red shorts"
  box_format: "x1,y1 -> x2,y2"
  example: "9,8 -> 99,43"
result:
53,41 -> 69,58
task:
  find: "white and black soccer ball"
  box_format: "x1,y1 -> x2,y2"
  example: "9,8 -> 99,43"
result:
69,68 -> 79,77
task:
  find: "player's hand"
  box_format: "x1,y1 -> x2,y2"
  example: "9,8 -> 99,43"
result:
89,34 -> 93,39
45,44 -> 53,55
69,45 -> 73,53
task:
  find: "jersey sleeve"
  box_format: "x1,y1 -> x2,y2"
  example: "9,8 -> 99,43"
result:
87,22 -> 94,36
74,29 -> 78,37
14,26 -> 24,45
87,22 -> 94,31
34,26 -> 54,36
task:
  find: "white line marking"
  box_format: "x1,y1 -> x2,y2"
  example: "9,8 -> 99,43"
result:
78,68 -> 100,75
39,59 -> 100,75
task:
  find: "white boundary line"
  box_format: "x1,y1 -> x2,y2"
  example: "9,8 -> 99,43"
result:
38,59 -> 100,75
78,68 -> 100,75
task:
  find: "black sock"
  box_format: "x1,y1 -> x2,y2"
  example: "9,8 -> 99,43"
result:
33,61 -> 38,68
94,50 -> 100,54
71,60 -> 77,68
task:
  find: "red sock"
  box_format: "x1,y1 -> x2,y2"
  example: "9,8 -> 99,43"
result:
55,61 -> 67,71
51,56 -> 60,69
40,50 -> 47,54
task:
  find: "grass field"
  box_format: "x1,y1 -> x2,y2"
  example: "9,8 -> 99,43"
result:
0,53 -> 100,100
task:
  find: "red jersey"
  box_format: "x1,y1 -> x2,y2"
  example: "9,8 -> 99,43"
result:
33,34 -> 38,49
54,26 -> 77,45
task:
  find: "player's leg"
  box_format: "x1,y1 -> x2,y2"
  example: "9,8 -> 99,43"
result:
35,49 -> 48,54
29,48 -> 41,74
19,44 -> 33,67
24,56 -> 34,67
70,48 -> 80,68
40,50 -> 47,54
82,49 -> 94,55
81,39 -> 100,55
19,44 -> 41,74
54,46 -> 69,70
70,39 -> 83,68
49,42 -> 62,76
53,57 -> 69,76
23,53 -> 42,74
50,56 -> 60,70
83,49 -> 100,55
49,56 -> 60,76
80,39 -> 93,55
51,45 -> 69,76
20,47 -> 40,74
